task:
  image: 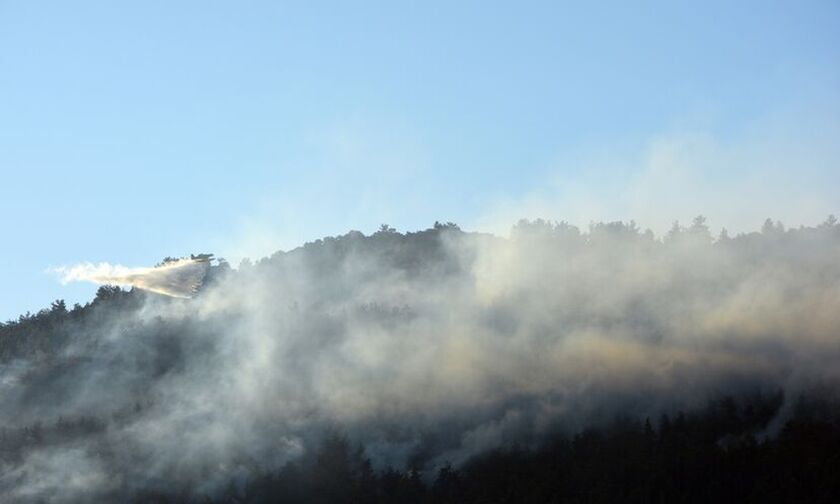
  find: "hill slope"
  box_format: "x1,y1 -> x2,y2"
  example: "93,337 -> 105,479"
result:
2,218 -> 840,502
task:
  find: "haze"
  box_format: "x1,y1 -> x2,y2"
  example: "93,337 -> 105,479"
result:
1,2 -> 839,502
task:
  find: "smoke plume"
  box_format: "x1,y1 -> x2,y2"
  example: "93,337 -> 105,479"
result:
3,217 -> 840,501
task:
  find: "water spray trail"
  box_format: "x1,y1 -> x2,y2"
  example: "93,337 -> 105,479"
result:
52,259 -> 209,298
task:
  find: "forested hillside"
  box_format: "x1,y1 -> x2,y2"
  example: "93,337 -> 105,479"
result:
2,218 -> 840,502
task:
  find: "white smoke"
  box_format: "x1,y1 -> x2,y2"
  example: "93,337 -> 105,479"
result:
52,259 -> 209,298
8,218 -> 840,501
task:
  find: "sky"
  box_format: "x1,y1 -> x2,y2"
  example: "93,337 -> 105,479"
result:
1,0 -> 838,321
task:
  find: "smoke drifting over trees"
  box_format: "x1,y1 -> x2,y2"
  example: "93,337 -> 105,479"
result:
2,217 -> 840,502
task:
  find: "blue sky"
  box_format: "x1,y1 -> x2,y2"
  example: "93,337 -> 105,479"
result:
1,1 -> 839,320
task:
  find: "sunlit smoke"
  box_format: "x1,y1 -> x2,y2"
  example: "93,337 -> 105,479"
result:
52,259 -> 209,298
11,218 -> 840,501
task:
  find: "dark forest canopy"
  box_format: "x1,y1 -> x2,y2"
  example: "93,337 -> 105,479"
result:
2,216 -> 840,502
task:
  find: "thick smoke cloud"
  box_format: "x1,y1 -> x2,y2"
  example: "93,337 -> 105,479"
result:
52,259 -> 209,298
3,217 -> 840,501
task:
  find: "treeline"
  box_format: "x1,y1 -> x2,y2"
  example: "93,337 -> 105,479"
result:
1,217 -> 840,502
0,284 -> 141,361
4,214 -> 838,364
